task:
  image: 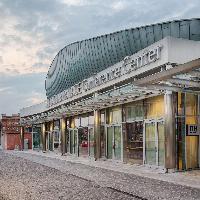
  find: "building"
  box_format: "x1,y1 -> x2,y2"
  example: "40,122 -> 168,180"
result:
20,18 -> 200,171
1,114 -> 32,150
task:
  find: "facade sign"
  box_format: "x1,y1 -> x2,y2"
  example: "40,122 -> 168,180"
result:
186,124 -> 199,136
47,45 -> 162,108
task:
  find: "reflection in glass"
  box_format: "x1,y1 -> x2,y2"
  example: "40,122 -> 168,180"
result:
145,122 -> 156,165
78,127 -> 88,157
114,126 -> 121,160
107,127 -> 113,159
158,122 -> 165,166
126,122 -> 143,164
89,128 -> 94,157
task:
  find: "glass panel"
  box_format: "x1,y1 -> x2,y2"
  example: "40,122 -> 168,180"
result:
100,125 -> 105,157
53,130 -> 60,149
32,131 -> 40,149
185,93 -> 199,169
114,126 -> 121,160
81,116 -> 88,127
78,127 -> 88,157
126,122 -> 143,164
107,127 -> 113,159
49,132 -> 53,151
176,117 -> 186,170
89,128 -> 94,157
66,129 -> 69,153
158,121 -> 165,166
145,95 -> 164,119
74,130 -> 78,155
70,130 -> 73,154
88,114 -> 94,126
108,107 -> 122,124
145,122 -> 156,165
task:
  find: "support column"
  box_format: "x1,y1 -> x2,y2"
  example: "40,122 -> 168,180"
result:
41,123 -> 46,152
20,126 -> 25,150
49,121 -> 54,151
164,91 -> 177,169
94,110 -> 101,160
60,117 -> 66,155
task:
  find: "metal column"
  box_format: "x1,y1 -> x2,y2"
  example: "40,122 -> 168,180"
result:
41,123 -> 46,152
60,117 -> 66,155
94,110 -> 101,160
164,91 -> 177,169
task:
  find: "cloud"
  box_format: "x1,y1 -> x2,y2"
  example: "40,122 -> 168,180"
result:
0,0 -> 199,114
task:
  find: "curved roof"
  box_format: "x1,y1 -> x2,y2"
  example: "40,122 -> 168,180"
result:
45,18 -> 200,99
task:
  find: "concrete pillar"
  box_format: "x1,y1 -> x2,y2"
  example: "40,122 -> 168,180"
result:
41,123 -> 46,152
60,117 -> 66,155
164,91 -> 177,169
94,110 -> 101,160
20,126 -> 25,150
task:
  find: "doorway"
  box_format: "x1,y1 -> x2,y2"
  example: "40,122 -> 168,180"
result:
69,129 -> 78,155
107,125 -> 122,160
144,119 -> 165,166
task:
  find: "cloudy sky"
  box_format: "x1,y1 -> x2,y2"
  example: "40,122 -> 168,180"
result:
0,0 -> 199,115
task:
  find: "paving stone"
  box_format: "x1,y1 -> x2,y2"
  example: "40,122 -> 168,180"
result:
1,150 -> 200,200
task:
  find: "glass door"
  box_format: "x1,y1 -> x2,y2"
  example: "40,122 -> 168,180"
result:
144,119 -> 165,167
157,121 -> 165,166
145,121 -> 156,165
114,126 -> 121,160
106,125 -> 122,160
89,127 -> 94,157
74,129 -> 78,155
69,129 -> 78,155
107,127 -> 113,159
69,129 -> 73,154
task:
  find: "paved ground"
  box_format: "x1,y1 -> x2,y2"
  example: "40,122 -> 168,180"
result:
0,150 -> 200,200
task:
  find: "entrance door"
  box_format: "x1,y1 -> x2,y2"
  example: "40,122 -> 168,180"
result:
69,129 -> 78,155
106,125 -> 122,160
144,119 -> 164,166
89,127 -> 94,157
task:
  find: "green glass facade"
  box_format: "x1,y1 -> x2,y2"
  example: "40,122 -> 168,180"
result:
46,19 -> 200,99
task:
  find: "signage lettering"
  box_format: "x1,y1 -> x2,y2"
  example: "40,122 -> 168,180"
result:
47,45 -> 162,108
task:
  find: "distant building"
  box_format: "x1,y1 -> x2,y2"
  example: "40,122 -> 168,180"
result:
0,114 -> 32,150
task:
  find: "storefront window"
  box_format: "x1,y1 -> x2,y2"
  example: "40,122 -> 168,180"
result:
74,117 -> 80,128
80,115 -> 88,127
123,100 -> 144,121
125,121 -> 143,164
100,110 -> 106,157
107,107 -> 122,124
88,113 -> 94,126
185,93 -> 199,169
144,95 -> 164,119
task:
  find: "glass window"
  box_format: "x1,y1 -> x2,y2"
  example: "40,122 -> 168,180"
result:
144,95 -> 164,119
107,107 -> 122,124
123,100 -> 144,121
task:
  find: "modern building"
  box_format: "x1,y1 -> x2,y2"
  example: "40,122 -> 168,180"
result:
20,18 -> 200,171
1,114 -> 32,150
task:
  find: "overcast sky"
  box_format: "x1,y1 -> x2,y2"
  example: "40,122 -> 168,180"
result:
0,0 -> 199,115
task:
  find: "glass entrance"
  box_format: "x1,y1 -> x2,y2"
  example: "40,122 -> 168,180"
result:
114,126 -> 121,160
106,125 -> 122,160
69,129 -> 78,155
89,127 -> 94,157
145,122 -> 156,165
157,121 -> 165,166
144,119 -> 165,166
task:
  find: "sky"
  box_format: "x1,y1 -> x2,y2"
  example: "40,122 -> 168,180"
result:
0,0 -> 199,115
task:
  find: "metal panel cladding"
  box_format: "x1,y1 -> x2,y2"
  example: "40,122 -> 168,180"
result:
45,19 -> 200,99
